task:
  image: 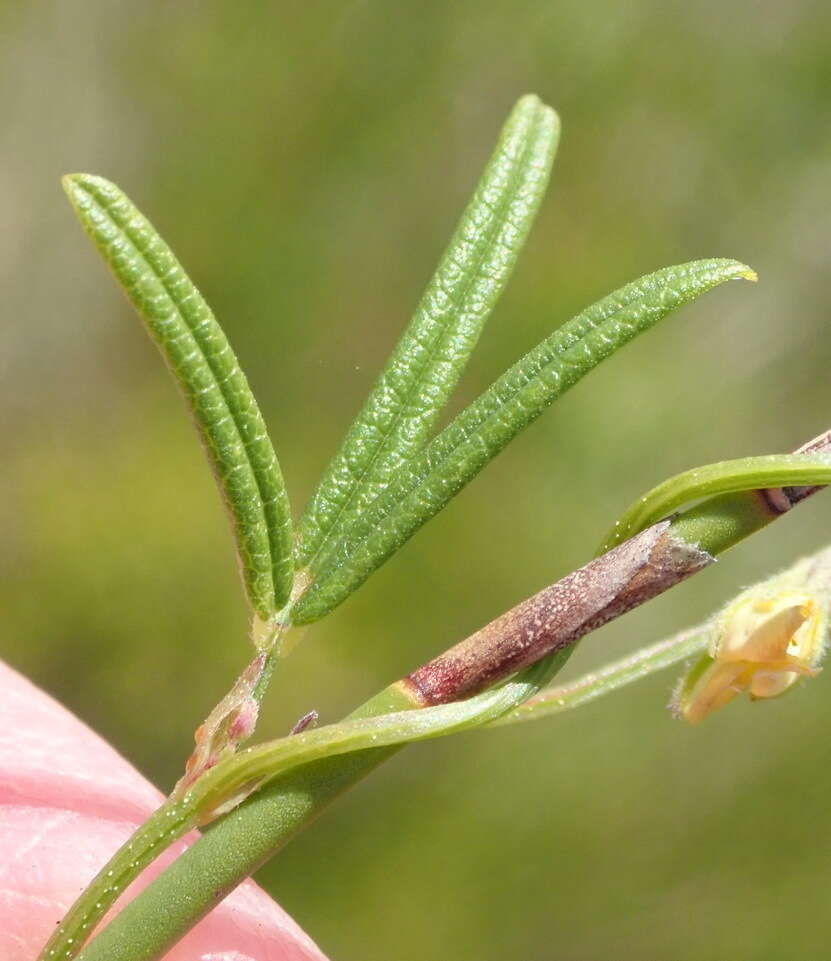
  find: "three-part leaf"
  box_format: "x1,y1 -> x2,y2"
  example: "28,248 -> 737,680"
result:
295,94 -> 560,572
292,258 -> 756,623
63,175 -> 293,619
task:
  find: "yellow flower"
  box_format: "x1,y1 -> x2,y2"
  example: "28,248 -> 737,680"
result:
676,554 -> 830,723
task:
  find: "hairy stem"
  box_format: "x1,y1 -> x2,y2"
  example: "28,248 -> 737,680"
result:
60,431 -> 829,961
62,659 -> 566,961
493,624 -> 708,726
41,684 -> 414,961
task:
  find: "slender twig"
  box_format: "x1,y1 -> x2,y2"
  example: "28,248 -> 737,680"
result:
492,624 -> 708,726
404,433 -> 831,704
404,519 -> 710,703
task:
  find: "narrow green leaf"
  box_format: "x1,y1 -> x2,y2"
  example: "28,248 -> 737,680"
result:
296,94 -> 560,571
63,174 -> 293,618
599,452 -> 831,553
292,258 -> 756,623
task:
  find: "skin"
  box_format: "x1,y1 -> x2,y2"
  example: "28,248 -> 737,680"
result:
0,659 -> 327,961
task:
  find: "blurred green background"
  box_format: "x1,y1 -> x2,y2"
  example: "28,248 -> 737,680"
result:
2,2 -> 831,958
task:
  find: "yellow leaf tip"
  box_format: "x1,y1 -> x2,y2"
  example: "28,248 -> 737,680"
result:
722,260 -> 757,282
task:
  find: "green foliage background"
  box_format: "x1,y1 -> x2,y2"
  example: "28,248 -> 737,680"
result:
2,3 -> 830,958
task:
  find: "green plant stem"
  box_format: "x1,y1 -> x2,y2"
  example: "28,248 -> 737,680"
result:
75,752 -> 398,961
493,625 -> 708,726
42,685 -> 413,961
185,453 -> 831,789
66,656 -> 566,961
66,439 -> 829,961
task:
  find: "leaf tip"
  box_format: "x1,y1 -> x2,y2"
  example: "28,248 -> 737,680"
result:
61,172 -> 120,207
515,91 -> 542,110
62,171 -> 91,190
719,260 -> 756,283
695,258 -> 757,287
516,92 -> 561,132
61,172 -> 83,202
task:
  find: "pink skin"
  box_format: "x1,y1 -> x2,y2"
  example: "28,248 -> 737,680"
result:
0,660 -> 327,961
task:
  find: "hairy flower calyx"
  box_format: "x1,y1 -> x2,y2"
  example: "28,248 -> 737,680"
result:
677,583 -> 828,724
